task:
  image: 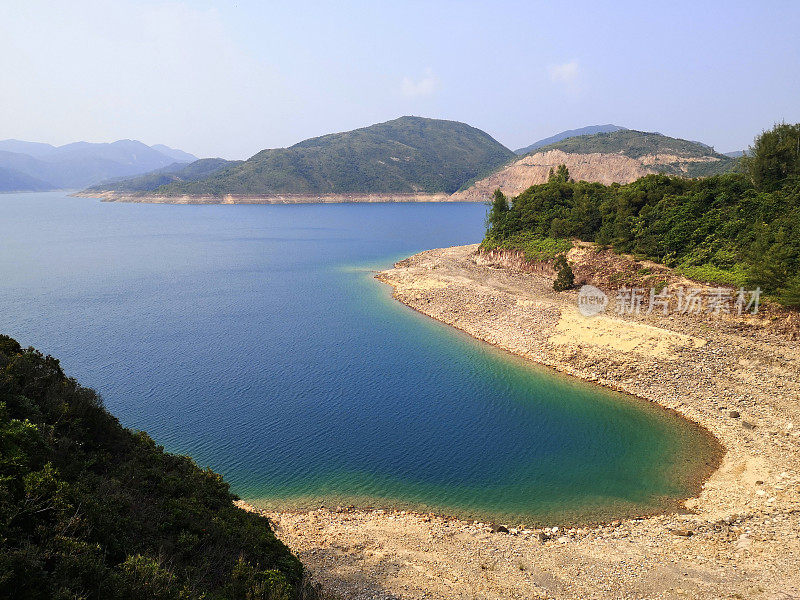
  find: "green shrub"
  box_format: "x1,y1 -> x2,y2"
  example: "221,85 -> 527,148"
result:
553,255 -> 575,291
0,335 -> 305,599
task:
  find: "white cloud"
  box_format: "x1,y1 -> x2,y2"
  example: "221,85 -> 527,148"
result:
401,68 -> 439,97
548,60 -> 580,84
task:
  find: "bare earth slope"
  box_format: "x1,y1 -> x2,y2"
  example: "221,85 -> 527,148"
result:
254,244 -> 800,600
451,149 -> 727,202
76,191 -> 452,204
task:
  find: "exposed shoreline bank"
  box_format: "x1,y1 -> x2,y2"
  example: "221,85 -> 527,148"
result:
257,243 -> 800,599
72,191 -> 471,204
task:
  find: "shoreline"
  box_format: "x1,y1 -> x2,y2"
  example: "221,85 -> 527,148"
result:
258,243 -> 800,599
72,191 -> 476,204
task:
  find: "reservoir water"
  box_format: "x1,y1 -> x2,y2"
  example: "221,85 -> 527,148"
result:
0,192 -> 718,524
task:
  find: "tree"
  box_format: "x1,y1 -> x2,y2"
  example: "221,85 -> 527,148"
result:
778,275 -> 800,308
744,122 -> 800,191
486,189 -> 510,238
552,255 -> 575,291
549,164 -> 572,183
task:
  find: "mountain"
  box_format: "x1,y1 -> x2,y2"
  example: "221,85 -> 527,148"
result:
85,158 -> 238,194
115,116 -> 516,198
514,124 -> 626,155
0,139 -> 57,157
452,129 -> 736,202
724,150 -> 746,158
151,144 -> 199,163
0,166 -> 53,192
0,139 -> 197,191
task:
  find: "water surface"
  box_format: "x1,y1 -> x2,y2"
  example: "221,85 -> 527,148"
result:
0,192 -> 718,524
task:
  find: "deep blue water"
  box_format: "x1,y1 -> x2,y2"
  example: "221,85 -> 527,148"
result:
0,192 -> 716,524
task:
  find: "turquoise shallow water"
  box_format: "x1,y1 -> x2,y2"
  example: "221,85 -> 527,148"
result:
0,192 -> 718,525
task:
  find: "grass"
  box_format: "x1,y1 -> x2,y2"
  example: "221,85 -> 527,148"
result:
481,232 -> 573,262
675,263 -> 749,287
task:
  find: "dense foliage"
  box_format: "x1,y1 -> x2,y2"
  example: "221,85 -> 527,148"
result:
152,117 -> 515,196
86,158 -> 238,194
483,124 -> 800,307
0,335 -> 307,599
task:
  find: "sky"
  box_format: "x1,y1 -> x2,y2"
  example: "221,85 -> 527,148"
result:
1,0 -> 798,159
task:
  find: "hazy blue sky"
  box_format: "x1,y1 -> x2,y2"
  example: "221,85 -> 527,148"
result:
1,1 -> 798,159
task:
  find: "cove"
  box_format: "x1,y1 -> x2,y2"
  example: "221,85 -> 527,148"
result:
0,192 -> 720,525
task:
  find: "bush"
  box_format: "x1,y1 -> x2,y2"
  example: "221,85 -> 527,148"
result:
0,335 -> 305,599
553,255 -> 575,291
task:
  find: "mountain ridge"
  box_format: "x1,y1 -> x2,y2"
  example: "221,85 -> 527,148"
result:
515,124 -> 626,155
0,139 -> 198,190
85,116 -> 516,198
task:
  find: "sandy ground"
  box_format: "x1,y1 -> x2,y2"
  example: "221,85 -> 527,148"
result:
245,244 -> 800,599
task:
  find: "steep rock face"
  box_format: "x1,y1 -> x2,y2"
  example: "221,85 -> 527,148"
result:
451,149 -> 727,201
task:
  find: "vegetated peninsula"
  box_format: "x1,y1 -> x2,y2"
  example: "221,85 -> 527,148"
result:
78,116 -> 517,203
452,129 -> 737,201
83,158 -> 240,194
0,335 -> 318,600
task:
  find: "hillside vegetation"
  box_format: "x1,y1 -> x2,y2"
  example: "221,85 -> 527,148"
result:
483,123 -> 800,307
137,117 -> 515,197
514,124 -> 626,155
0,335 -> 312,599
85,158 -> 238,194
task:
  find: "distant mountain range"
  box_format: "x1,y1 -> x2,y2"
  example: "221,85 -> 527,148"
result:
514,124 -> 627,155
0,139 -> 198,191
84,117 -> 516,199
60,119 -> 742,203
452,129 -> 738,202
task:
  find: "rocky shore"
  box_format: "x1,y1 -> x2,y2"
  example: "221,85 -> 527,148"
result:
73,191 -> 453,204
252,244 -> 800,599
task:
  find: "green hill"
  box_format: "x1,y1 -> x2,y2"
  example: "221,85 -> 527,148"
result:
85,158 -> 239,194
514,124 -> 626,155
0,335 -> 313,600
148,116 -> 515,197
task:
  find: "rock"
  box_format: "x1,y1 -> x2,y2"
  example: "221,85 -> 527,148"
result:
729,410 -> 741,418
536,531 -> 548,543
670,528 -> 694,537
490,523 -> 509,533
742,421 -> 757,430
